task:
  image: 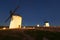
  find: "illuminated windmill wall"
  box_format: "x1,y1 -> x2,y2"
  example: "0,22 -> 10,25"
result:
9,14 -> 22,29
44,21 -> 50,27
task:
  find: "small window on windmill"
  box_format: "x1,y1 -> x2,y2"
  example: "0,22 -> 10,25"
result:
19,25 -> 20,28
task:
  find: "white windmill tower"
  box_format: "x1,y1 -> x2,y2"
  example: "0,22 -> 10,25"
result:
44,21 -> 50,27
5,6 -> 22,29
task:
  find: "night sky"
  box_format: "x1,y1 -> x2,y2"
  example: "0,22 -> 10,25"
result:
0,0 -> 60,26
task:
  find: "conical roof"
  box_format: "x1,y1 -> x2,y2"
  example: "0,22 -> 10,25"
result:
12,13 -> 22,17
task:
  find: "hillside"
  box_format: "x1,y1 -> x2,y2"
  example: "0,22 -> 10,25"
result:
0,29 -> 60,40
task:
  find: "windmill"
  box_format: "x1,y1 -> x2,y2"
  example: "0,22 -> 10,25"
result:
44,21 -> 50,27
5,6 -> 22,29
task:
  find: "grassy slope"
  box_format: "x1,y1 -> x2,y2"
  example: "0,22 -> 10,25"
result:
0,29 -> 60,40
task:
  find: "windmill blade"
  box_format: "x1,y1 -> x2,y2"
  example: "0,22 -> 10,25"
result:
13,6 -> 19,13
10,10 -> 12,13
5,10 -> 13,22
5,15 -> 11,22
5,6 -> 19,22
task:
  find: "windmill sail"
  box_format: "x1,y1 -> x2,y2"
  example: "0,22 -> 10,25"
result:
5,11 -> 13,22
5,15 -> 11,22
5,6 -> 19,22
13,6 -> 19,13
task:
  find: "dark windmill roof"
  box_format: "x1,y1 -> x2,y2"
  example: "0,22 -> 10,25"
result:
44,21 -> 49,23
13,13 -> 22,17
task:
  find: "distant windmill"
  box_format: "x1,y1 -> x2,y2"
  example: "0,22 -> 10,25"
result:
44,21 -> 50,27
5,6 -> 22,29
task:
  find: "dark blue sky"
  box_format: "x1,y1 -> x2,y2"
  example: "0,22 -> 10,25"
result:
0,0 -> 60,26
